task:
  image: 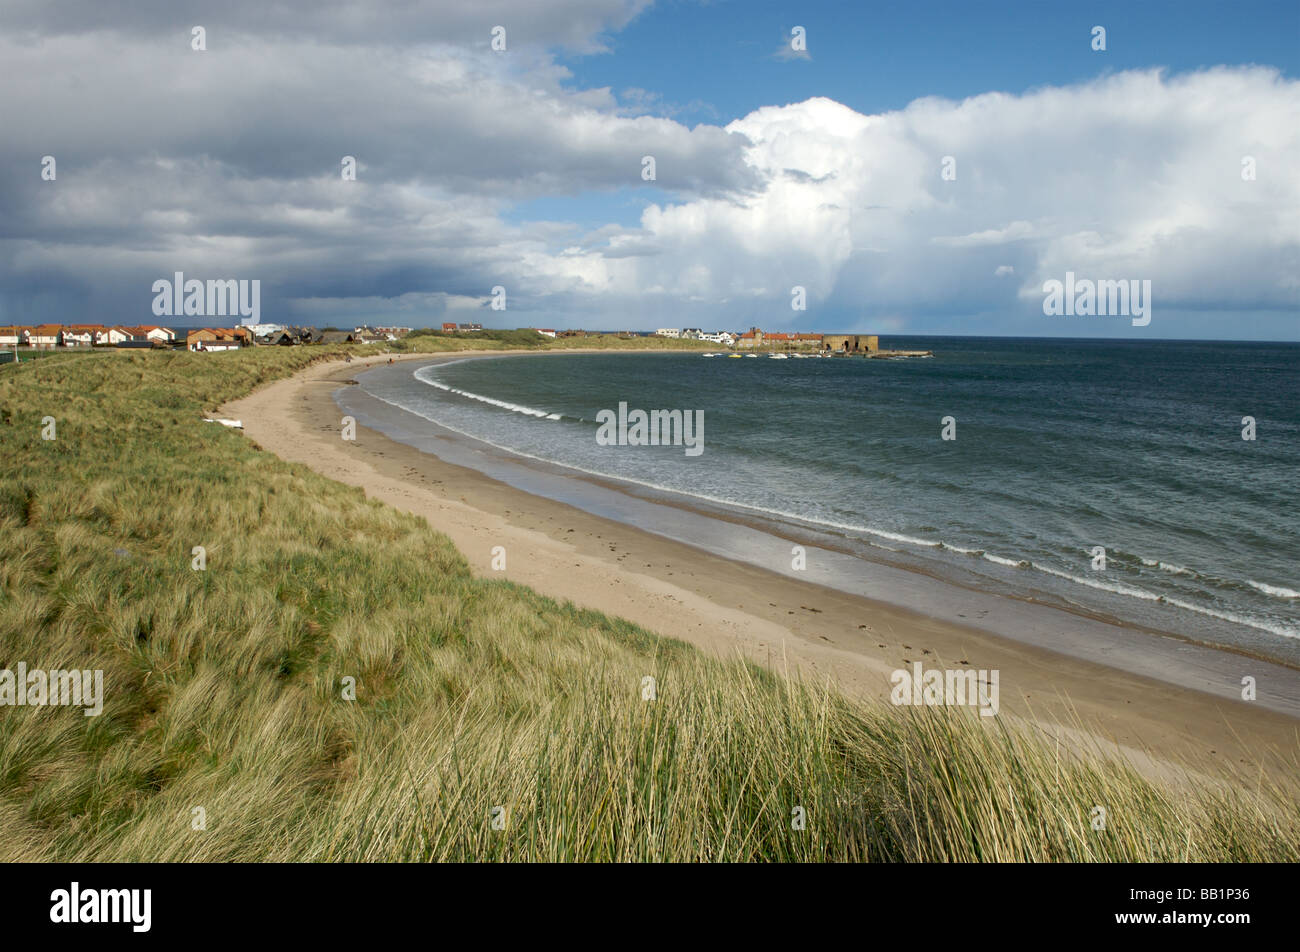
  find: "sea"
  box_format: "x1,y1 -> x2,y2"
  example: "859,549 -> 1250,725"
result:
340,338 -> 1300,667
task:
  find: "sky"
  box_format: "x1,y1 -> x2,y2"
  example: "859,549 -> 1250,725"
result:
2,0 -> 1297,339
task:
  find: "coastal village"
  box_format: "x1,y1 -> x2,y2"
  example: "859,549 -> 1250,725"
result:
0,322 -> 930,357
0,323 -> 413,353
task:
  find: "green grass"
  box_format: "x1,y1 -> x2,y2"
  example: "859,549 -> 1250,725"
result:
0,347 -> 1296,861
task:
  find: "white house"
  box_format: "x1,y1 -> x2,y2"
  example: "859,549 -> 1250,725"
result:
133,325 -> 176,343
680,328 -> 704,340
654,328 -> 681,338
26,325 -> 61,349
0,327 -> 22,347
95,327 -> 135,345
702,331 -> 736,346
60,326 -> 99,347
533,328 -> 557,338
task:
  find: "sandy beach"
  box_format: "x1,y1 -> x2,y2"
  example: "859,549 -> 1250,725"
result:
222,350 -> 1300,784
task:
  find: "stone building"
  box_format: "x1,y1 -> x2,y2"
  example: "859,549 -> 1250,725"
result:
821,334 -> 878,354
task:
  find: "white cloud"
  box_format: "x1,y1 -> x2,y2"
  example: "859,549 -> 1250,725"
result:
573,68 -> 1300,331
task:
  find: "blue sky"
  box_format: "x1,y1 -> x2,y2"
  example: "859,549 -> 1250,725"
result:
3,0 -> 1298,338
564,0 -> 1299,121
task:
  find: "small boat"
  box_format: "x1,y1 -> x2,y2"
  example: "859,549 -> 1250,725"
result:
727,353 -> 742,358
744,354 -> 757,358
768,353 -> 788,359
701,353 -> 718,357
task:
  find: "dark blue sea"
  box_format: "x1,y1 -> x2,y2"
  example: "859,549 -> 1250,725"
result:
351,338 -> 1300,663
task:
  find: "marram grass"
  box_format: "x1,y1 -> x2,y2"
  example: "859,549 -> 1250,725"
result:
0,347 -> 1297,861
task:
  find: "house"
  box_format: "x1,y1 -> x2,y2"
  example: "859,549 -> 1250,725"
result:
654,328 -> 681,338
272,326 -> 319,345
186,328 -> 247,352
0,327 -> 24,348
95,326 -> 136,346
457,322 -> 483,333
680,328 -> 704,340
531,328 -> 557,338
735,328 -> 763,349
131,325 -> 175,344
185,328 -> 218,351
26,325 -> 61,349
441,322 -> 458,333
243,324 -> 283,342
60,325 -> 103,347
320,331 -> 357,345
701,331 -> 736,346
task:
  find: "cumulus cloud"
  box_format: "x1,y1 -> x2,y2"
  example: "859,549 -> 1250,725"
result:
584,69 -> 1299,332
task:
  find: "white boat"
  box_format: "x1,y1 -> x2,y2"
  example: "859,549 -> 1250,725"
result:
768,353 -> 788,359
744,354 -> 757,358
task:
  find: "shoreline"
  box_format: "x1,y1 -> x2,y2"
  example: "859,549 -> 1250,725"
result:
353,352 -> 1300,674
222,349 -> 1300,784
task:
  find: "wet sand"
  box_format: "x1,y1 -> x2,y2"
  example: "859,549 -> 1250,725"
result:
222,350 -> 1300,786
